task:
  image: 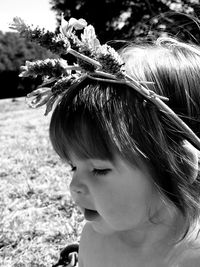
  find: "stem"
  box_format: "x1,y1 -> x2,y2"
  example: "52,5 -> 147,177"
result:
67,48 -> 102,68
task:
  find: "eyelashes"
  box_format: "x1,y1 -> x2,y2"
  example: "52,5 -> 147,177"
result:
92,168 -> 111,176
69,164 -> 111,176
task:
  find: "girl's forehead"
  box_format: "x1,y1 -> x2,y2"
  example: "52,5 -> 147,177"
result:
68,150 -> 115,165
68,150 -> 146,169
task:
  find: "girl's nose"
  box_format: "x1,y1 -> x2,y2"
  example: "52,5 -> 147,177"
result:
69,174 -> 88,199
70,183 -> 85,195
70,183 -> 87,203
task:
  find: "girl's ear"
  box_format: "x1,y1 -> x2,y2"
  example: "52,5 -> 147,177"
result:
182,140 -> 199,183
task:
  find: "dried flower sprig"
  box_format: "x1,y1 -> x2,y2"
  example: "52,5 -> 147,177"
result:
10,17 -> 69,55
19,59 -> 70,78
10,16 -> 200,149
26,74 -> 85,115
9,15 -> 126,115
97,44 -> 125,77
51,76 -> 78,95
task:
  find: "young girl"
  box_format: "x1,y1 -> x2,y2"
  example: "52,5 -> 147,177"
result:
11,17 -> 200,267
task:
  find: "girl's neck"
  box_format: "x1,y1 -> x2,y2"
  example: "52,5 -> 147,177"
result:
111,204 -> 187,258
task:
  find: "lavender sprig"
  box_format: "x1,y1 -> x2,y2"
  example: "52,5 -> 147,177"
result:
10,17 -> 69,55
97,44 -> 125,77
20,59 -> 69,78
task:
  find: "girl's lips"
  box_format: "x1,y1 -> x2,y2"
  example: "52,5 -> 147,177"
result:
84,208 -> 100,221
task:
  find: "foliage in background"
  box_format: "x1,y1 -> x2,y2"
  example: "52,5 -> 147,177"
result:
2,1 -> 200,99
0,32 -> 55,99
50,0 -> 200,43
0,98 -> 85,266
0,32 -> 53,72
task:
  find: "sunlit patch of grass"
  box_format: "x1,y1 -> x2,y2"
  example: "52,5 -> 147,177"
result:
0,98 -> 85,267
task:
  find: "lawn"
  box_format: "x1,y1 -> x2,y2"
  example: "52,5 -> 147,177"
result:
0,97 -> 85,267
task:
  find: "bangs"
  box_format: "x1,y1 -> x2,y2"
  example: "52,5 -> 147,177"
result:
51,107 -> 115,162
49,80 -> 144,166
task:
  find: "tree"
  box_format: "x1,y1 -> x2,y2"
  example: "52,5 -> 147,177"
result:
50,0 -> 200,44
0,32 -> 54,98
0,32 -> 54,72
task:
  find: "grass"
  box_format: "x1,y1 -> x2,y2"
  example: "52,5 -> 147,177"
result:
0,98 -> 85,267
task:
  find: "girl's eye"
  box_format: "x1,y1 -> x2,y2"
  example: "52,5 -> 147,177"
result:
92,169 -> 111,176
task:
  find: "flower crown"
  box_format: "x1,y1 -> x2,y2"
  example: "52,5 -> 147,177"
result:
10,16 -> 200,150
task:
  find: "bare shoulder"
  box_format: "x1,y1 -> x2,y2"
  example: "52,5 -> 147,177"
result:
181,254 -> 200,267
180,243 -> 200,267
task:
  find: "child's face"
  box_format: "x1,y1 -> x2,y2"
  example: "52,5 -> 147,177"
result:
69,152 -> 162,235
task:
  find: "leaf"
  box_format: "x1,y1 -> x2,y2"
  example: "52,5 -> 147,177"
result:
69,18 -> 87,30
9,17 -> 26,31
27,87 -> 52,98
81,25 -> 101,53
60,15 -> 87,37
38,77 -> 57,88
26,87 -> 53,109
44,95 -> 58,116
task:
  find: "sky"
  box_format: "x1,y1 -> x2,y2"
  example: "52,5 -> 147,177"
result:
0,0 -> 57,32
